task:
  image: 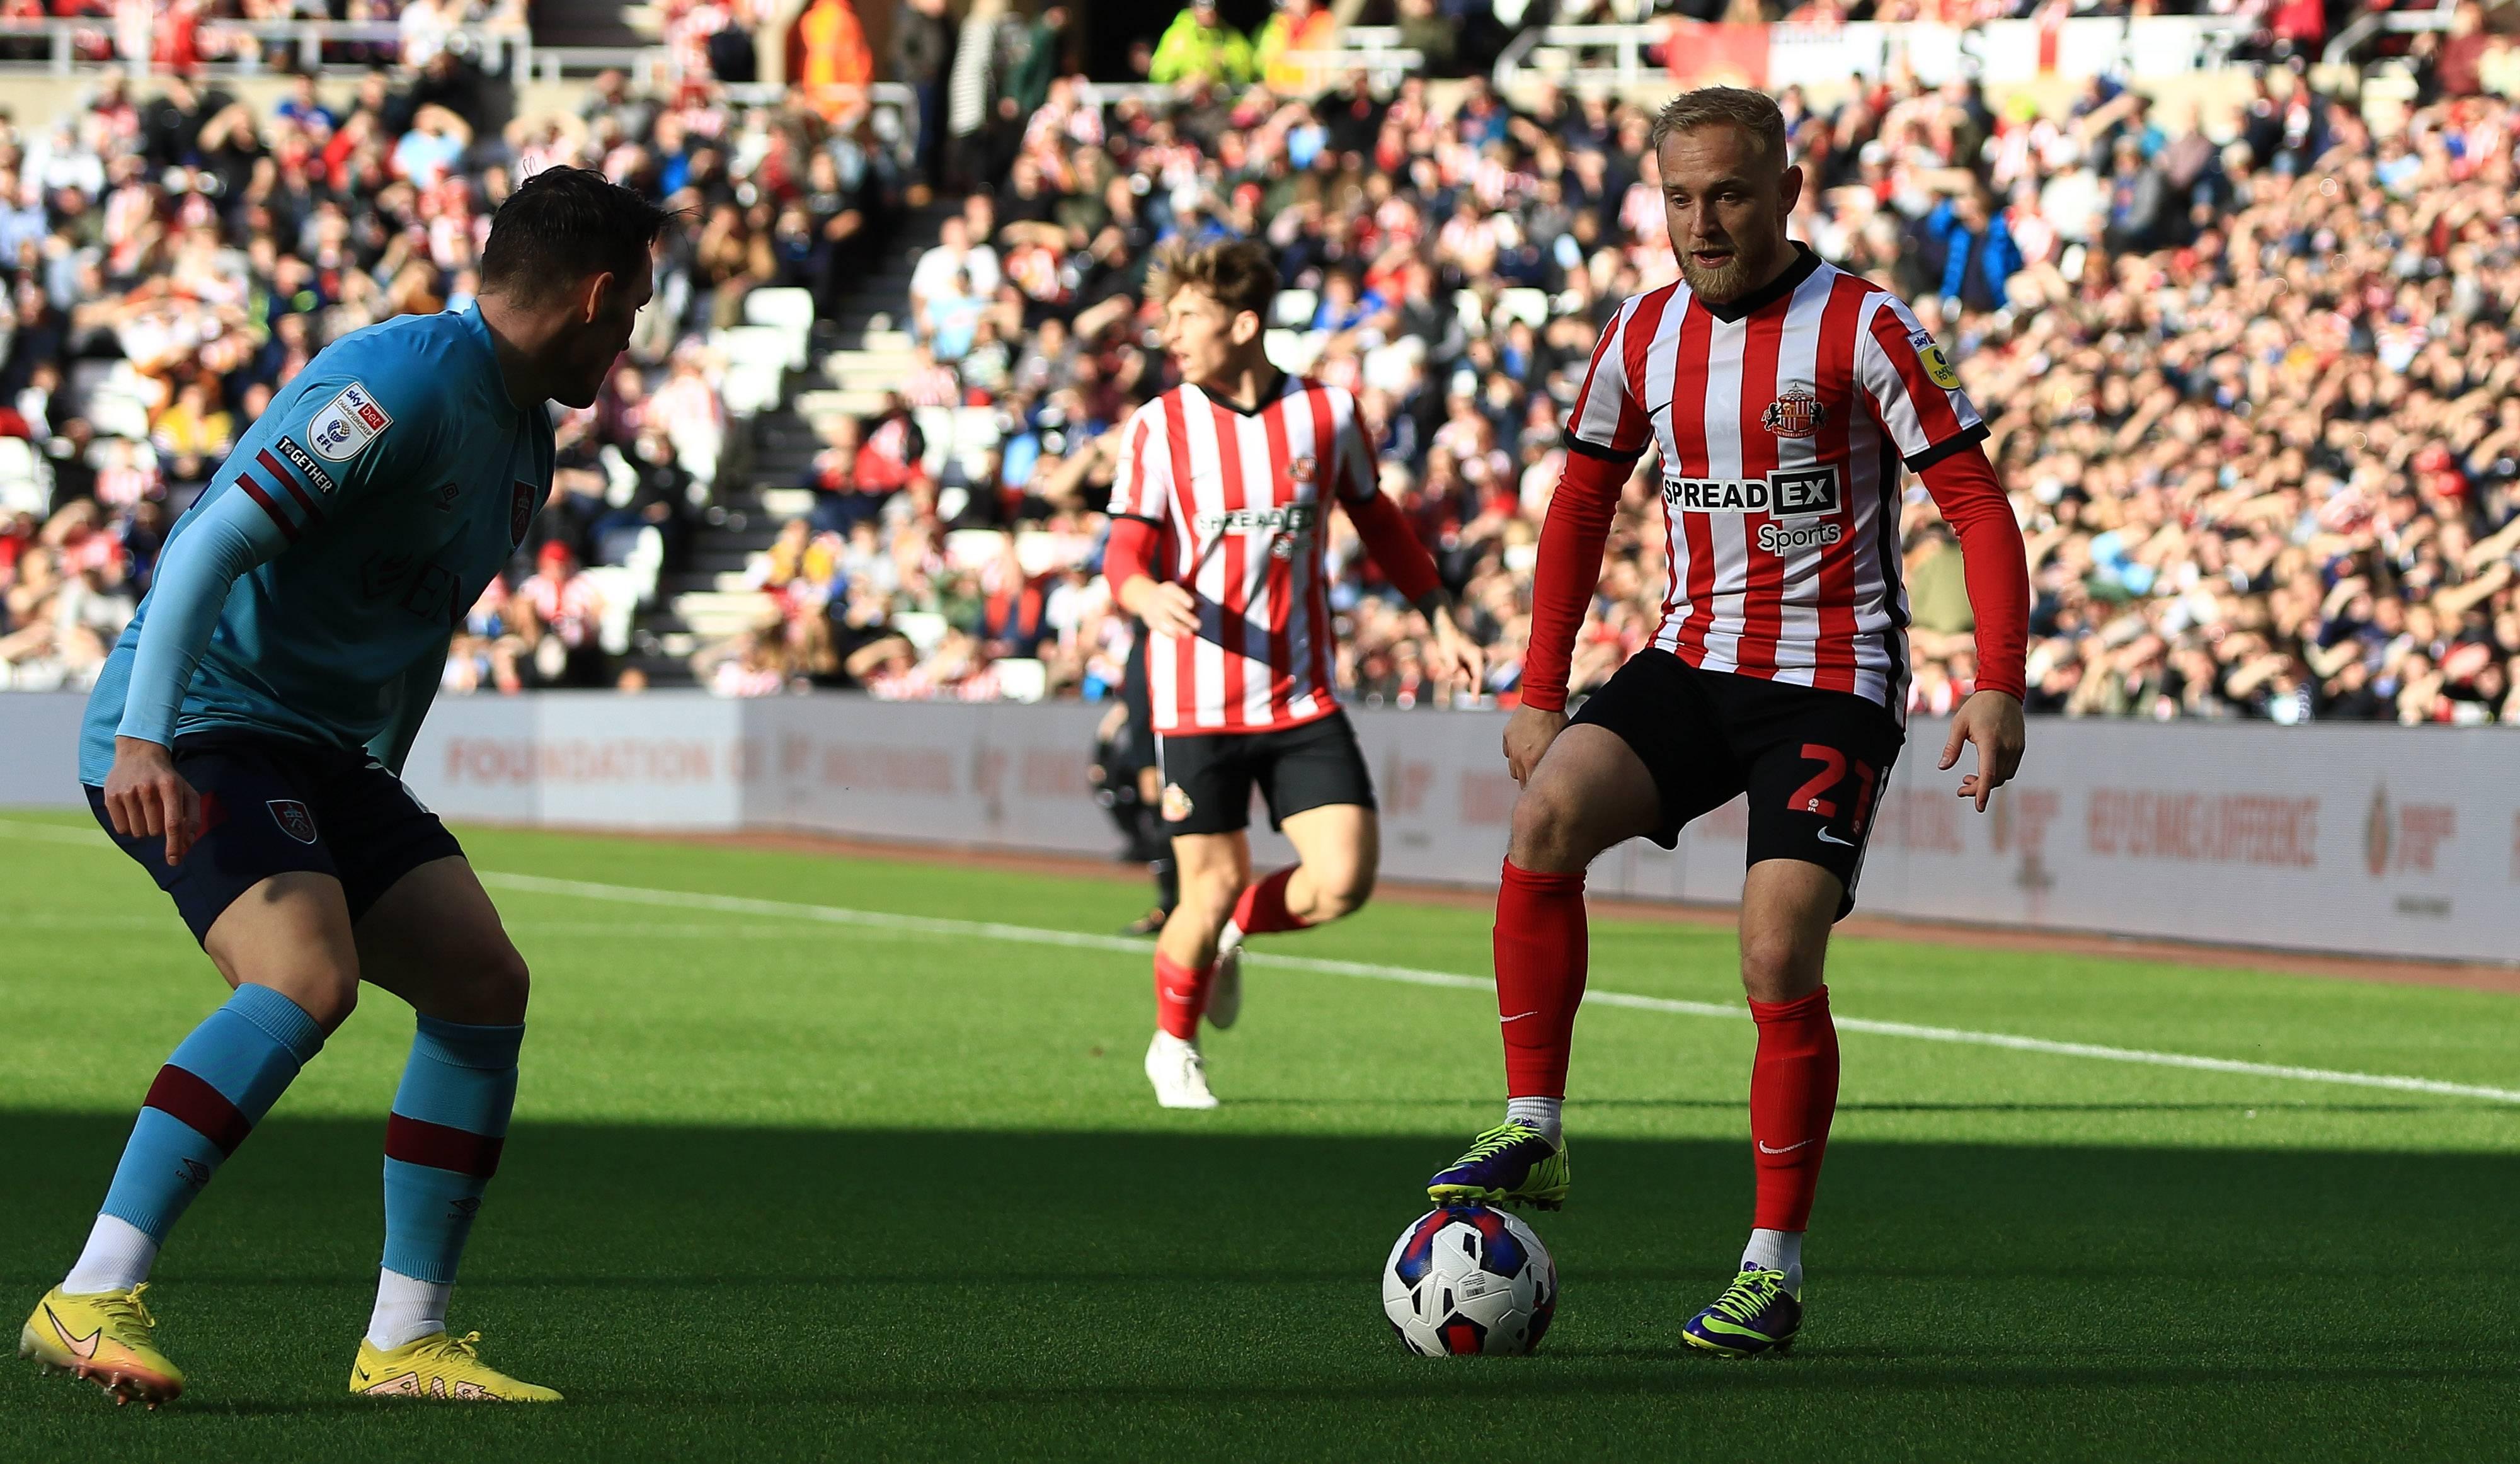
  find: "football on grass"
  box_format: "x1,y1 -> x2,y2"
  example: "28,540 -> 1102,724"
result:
1382,1203 -> 1557,1356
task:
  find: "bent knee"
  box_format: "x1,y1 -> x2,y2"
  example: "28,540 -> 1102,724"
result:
1306,866 -> 1375,921
1508,784 -> 1596,871
445,945 -> 532,1024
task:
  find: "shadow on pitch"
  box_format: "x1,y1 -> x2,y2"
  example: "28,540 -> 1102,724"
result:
8,1114 -> 2520,1412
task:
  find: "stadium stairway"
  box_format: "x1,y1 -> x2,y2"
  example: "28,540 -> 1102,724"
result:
622,199 -> 956,684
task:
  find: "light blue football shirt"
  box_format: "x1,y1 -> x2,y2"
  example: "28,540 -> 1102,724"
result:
79,307 -> 556,784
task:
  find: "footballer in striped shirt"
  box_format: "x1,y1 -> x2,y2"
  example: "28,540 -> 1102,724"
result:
1424,88 -> 2032,1359
1104,239 -> 1478,1110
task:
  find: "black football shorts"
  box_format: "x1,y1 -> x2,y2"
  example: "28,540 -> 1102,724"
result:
1156,710 -> 1376,837
1571,649 -> 1905,918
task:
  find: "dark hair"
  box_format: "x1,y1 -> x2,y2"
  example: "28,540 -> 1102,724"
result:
479,166 -> 678,307
1148,238 -> 1278,321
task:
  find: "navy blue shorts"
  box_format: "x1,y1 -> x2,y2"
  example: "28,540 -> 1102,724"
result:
87,731 -> 465,944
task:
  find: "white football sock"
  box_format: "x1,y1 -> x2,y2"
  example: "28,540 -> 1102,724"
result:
62,1215 -> 158,1295
1742,1228 -> 1804,1293
1505,1097 -> 1563,1145
367,1269 -> 454,1351
1216,920 -> 1246,955
1152,1029 -> 1198,1056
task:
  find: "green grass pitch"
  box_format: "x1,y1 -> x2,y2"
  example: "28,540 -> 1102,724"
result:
4,809 -> 2519,1461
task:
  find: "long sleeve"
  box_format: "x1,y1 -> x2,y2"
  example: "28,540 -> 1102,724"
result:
1343,488 -> 1440,605
1917,442 -> 2029,700
1518,447 -> 1632,713
1104,515 -> 1159,591
113,489 -> 296,748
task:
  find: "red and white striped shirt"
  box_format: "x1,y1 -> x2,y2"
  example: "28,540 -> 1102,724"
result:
1108,377 -> 1379,735
1564,248 -> 1987,711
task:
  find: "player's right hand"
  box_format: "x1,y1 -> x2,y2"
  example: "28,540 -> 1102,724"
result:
1122,578 -> 1201,638
1502,706 -> 1569,786
104,735 -> 202,867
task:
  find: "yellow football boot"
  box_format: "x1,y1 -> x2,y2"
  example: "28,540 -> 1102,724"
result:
20,1284 -> 185,1407
350,1330 -> 561,1402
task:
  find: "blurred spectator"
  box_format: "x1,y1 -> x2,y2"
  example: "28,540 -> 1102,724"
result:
1151,0 -> 1254,88
516,542 -> 609,687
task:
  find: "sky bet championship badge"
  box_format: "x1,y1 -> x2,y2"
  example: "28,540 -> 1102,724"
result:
1910,331 -> 1962,391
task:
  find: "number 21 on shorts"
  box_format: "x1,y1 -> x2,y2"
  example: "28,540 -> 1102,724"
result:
1788,745 -> 1877,833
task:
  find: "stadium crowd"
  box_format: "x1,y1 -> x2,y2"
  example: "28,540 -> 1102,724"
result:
6,0 -> 2520,727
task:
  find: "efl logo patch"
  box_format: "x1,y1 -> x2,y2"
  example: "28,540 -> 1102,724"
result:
1664,464 -> 1841,518
308,382 -> 392,461
267,799 -> 318,844
1160,783 -> 1195,822
510,480 -> 538,547
274,436 -> 340,495
1760,382 -> 1825,438
1909,329 -> 1962,391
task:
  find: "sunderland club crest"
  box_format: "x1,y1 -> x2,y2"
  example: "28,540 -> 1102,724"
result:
267,799 -> 318,844
1761,382 -> 1824,438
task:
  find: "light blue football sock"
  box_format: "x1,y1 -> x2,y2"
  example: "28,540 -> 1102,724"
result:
379,1016 -> 522,1286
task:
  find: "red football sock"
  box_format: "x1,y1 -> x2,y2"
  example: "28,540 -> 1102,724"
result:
1493,859 -> 1588,1099
1229,866 -> 1310,937
1748,986 -> 1840,1232
1154,951 -> 1211,1040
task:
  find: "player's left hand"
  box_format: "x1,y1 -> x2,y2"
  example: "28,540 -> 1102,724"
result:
1941,689 -> 2025,813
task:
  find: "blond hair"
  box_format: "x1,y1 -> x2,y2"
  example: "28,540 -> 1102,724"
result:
1648,86 -> 1789,169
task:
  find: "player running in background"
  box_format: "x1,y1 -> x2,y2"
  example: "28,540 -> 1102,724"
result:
1104,240 -> 1478,1109
1423,89 -> 2029,1356
20,168 -> 673,1406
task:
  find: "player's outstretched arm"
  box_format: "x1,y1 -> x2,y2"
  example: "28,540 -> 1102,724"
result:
1342,488 -> 1482,691
1918,442 -> 2030,811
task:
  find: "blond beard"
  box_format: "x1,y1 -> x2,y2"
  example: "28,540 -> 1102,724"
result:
1677,236 -> 1784,304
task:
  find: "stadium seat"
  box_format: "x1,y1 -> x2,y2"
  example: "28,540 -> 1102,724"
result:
759,488 -> 819,521
992,658 -> 1048,702
1497,288 -> 1552,329
742,287 -> 817,370
944,528 -> 1012,570
1271,289 -> 1318,329
1264,329 -> 1322,375
0,438 -> 52,517
890,610 -> 949,654
912,406 -> 956,478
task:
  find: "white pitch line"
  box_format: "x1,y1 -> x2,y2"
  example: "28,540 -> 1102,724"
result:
474,870 -> 2520,1107
6,821 -> 2512,1105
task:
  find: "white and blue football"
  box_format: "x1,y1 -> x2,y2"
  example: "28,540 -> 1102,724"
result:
1381,1203 -> 1557,1356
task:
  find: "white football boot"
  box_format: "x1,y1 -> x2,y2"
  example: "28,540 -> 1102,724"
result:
1145,1031 -> 1218,1109
1206,927 -> 1245,1031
